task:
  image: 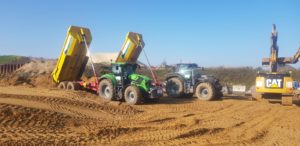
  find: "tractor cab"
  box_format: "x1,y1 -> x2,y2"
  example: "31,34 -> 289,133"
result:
112,63 -> 138,83
175,63 -> 203,83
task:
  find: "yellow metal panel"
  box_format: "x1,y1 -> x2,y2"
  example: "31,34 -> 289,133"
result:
256,75 -> 293,94
52,26 -> 92,83
116,32 -> 144,64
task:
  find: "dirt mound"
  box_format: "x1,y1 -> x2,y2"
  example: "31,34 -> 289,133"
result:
0,60 -> 56,88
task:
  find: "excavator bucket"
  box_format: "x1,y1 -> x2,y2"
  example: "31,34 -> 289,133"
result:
115,32 -> 145,64
52,26 -> 92,83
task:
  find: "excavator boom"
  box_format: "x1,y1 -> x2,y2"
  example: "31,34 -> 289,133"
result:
262,24 -> 278,72
262,24 -> 300,70
279,47 -> 300,64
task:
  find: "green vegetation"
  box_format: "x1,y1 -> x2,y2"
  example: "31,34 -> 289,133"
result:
203,67 -> 257,89
0,55 -> 21,64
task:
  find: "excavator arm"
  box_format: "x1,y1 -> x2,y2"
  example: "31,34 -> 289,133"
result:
281,47 -> 300,64
262,24 -> 279,72
262,24 -> 300,70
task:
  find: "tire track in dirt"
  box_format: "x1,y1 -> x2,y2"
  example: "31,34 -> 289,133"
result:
0,93 -> 142,117
0,103 -> 140,145
0,103 -> 86,145
124,101 -> 285,145
0,86 -> 299,145
105,100 -> 258,145
204,105 -> 289,145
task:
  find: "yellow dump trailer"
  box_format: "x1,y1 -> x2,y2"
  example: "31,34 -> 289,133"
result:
52,26 -> 92,83
115,32 -> 144,63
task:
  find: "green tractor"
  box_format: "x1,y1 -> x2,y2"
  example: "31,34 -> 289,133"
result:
98,32 -> 163,105
98,63 -> 163,105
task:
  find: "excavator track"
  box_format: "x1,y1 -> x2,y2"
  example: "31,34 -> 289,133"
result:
252,93 -> 263,101
281,96 -> 293,106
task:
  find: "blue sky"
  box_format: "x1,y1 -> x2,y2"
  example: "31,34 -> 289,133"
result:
0,0 -> 299,67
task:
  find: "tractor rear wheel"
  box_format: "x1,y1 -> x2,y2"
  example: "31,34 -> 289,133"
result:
58,82 -> 66,90
195,82 -> 216,101
124,86 -> 142,105
99,79 -> 115,101
166,77 -> 184,98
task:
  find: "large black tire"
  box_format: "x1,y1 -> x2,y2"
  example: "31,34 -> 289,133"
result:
195,82 -> 216,101
58,82 -> 66,90
166,77 -> 184,98
66,82 -> 80,90
98,79 -> 115,101
124,86 -> 142,105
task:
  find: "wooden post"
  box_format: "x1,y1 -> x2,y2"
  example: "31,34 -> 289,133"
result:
9,64 -> 11,73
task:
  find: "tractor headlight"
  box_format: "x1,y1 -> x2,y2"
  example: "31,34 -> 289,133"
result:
184,74 -> 190,79
286,81 -> 293,88
116,76 -> 121,81
256,81 -> 263,87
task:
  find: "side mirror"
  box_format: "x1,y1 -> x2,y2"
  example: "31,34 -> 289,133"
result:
172,67 -> 176,72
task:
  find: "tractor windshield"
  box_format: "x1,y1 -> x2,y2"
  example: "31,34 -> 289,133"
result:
175,63 -> 198,72
122,64 -> 138,76
175,63 -> 198,79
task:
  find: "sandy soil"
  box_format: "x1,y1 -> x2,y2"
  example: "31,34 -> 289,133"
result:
0,86 -> 299,145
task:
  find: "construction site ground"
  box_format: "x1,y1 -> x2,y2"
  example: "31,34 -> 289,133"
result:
0,85 -> 299,145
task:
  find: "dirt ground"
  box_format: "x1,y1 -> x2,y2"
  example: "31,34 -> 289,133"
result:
0,86 -> 299,145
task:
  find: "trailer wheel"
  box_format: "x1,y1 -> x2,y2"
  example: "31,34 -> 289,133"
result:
124,86 -> 142,105
67,82 -> 80,90
166,77 -> 184,98
99,79 -> 115,101
58,82 -> 66,90
195,82 -> 215,101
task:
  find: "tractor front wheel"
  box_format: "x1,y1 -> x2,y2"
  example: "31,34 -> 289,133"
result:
195,82 -> 216,101
99,79 -> 115,101
124,86 -> 142,105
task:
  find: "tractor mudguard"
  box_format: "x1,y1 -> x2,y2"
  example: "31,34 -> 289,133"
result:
196,76 -> 222,91
128,73 -> 151,92
99,73 -> 117,86
165,73 -> 185,82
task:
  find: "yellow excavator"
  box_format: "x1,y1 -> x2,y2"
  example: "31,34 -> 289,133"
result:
255,24 -> 300,105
